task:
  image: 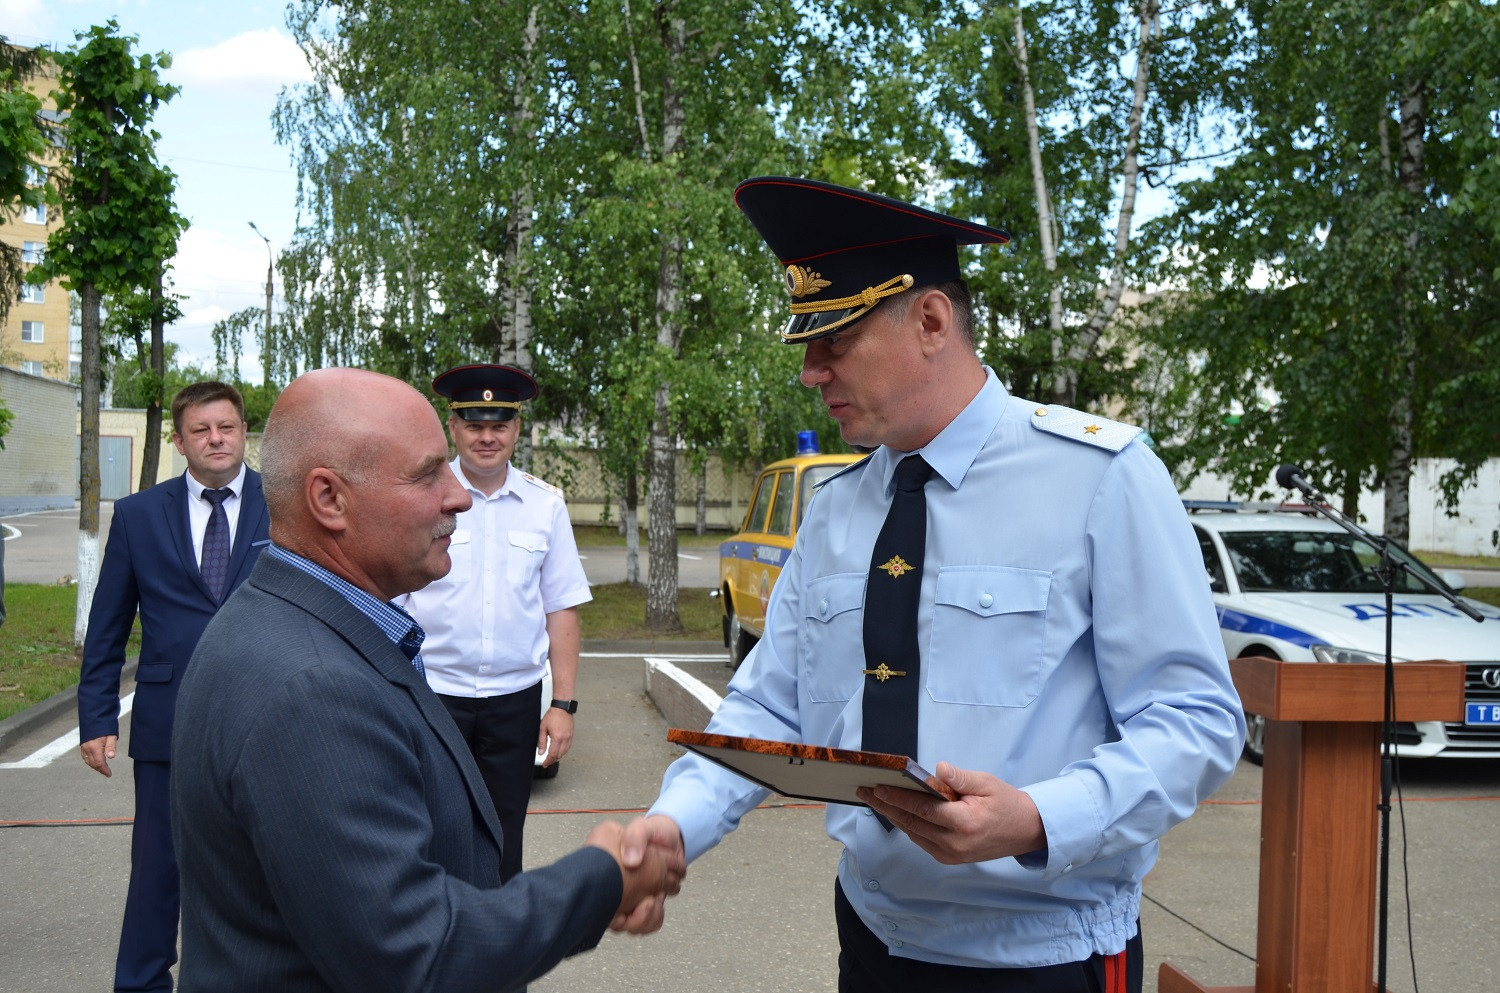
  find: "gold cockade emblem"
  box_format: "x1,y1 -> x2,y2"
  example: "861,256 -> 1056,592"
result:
863,663 -> 907,681
785,264 -> 832,298
878,555 -> 915,578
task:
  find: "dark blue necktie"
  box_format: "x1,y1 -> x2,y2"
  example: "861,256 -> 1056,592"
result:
200,487 -> 233,602
861,455 -> 933,766
398,625 -> 426,676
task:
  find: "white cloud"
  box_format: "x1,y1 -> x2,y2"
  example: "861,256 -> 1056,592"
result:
0,0 -> 46,29
164,225 -> 276,375
170,28 -> 311,89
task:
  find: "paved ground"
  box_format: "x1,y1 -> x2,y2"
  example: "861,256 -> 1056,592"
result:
3,643 -> 1497,992
4,505 -> 1498,991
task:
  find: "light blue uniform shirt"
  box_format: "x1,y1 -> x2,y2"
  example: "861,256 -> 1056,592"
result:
651,369 -> 1244,969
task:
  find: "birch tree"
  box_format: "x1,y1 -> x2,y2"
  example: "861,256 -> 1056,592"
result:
1140,0 -> 1500,543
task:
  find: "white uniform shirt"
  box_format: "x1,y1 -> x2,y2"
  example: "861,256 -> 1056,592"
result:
401,458 -> 592,698
652,368 -> 1243,968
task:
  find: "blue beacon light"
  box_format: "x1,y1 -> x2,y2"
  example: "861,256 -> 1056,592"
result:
796,430 -> 821,455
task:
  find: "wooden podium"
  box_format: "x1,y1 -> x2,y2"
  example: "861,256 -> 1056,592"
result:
1160,657 -> 1464,993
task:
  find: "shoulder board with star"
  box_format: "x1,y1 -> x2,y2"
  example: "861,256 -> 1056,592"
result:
1029,405 -> 1142,453
519,470 -> 564,498
815,453 -> 875,489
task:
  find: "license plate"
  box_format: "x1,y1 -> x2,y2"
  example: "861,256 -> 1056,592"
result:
1466,703 -> 1500,725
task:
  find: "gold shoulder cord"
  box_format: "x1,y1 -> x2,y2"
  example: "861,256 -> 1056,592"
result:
780,274 -> 915,343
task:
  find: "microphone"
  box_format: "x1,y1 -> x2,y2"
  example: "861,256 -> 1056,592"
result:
1275,463 -> 1322,501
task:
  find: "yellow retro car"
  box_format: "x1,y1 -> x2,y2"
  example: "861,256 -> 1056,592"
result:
718,433 -> 862,668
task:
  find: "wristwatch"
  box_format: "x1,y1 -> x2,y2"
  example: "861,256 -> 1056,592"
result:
549,698 -> 579,714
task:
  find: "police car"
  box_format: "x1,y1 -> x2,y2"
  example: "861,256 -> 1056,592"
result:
1188,503 -> 1500,763
718,432 -> 862,668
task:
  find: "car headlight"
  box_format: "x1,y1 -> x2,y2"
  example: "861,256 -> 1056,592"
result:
1310,644 -> 1410,664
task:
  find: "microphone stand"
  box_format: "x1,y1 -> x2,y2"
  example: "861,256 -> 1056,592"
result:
1280,474 -> 1482,993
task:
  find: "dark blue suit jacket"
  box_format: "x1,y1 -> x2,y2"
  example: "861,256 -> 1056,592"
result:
173,553 -> 622,992
78,470 -> 270,763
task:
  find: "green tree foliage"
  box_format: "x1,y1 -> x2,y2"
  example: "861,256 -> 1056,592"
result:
1139,0 -> 1500,542
29,20 -> 187,644
887,1 -> 1243,411
0,40 -> 49,326
109,342 -> 278,433
276,0 -> 830,630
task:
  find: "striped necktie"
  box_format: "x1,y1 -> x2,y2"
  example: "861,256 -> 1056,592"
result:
200,487 -> 233,602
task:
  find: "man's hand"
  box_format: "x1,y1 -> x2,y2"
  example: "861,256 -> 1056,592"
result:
585,814 -> 686,935
856,761 -> 1046,865
537,709 -> 574,767
80,735 -> 118,778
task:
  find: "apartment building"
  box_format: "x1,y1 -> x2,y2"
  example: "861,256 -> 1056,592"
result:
2,47 -> 76,382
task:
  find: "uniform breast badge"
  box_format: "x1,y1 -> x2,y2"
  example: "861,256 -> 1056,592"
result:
878,555 -> 915,578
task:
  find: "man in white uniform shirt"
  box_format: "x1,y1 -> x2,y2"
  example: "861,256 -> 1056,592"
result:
401,363 -> 593,882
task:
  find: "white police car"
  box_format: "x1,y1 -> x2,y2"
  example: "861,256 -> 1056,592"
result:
1187,504 -> 1500,763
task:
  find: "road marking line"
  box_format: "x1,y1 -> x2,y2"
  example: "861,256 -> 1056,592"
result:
0,692 -> 134,769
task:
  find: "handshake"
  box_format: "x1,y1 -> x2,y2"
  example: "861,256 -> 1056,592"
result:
586,814 -> 687,934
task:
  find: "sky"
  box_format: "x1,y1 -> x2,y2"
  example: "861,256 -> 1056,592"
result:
1,0 -> 311,383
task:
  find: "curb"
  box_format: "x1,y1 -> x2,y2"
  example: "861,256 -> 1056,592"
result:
643,657 -> 723,731
0,660 -> 136,754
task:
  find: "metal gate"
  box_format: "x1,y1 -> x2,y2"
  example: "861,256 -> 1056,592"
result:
98,435 -> 132,500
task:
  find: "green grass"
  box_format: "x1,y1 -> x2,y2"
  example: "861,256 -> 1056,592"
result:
572,525 -> 726,550
1412,549 -> 1500,570
1462,587 -> 1500,608
579,582 -> 723,641
0,581 -> 719,724
0,583 -> 141,724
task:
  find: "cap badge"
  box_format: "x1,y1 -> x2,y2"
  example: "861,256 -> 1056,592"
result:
482,389 -> 494,401
785,264 -> 831,299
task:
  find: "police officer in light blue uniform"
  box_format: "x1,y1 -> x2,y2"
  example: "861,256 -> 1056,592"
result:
646,177 -> 1245,993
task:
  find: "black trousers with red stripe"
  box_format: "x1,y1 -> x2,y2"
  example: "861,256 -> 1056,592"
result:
835,880 -> 1142,993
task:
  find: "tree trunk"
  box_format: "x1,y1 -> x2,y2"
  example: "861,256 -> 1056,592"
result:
695,463 -> 706,536
499,6 -> 541,474
624,471 -> 641,586
1056,0 -> 1159,406
1015,11 -> 1065,399
74,281 -> 103,648
138,276 -> 165,491
643,11 -> 686,634
1383,78 -> 1426,545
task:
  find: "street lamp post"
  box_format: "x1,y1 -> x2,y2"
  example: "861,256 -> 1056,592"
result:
248,221 -> 273,384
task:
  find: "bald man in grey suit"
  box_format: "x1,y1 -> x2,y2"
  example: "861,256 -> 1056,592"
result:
172,368 -> 684,993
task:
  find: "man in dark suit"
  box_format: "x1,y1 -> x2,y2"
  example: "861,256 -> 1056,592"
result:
78,381 -> 271,993
172,367 -> 684,993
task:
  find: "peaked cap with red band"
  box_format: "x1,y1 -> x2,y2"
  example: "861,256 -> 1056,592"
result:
432,363 -> 538,422
733,176 -> 1011,343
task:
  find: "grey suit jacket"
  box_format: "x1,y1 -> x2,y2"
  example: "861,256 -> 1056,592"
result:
172,553 -> 622,993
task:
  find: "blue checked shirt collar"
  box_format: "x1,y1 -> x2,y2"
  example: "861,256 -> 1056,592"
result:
266,543 -> 426,673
